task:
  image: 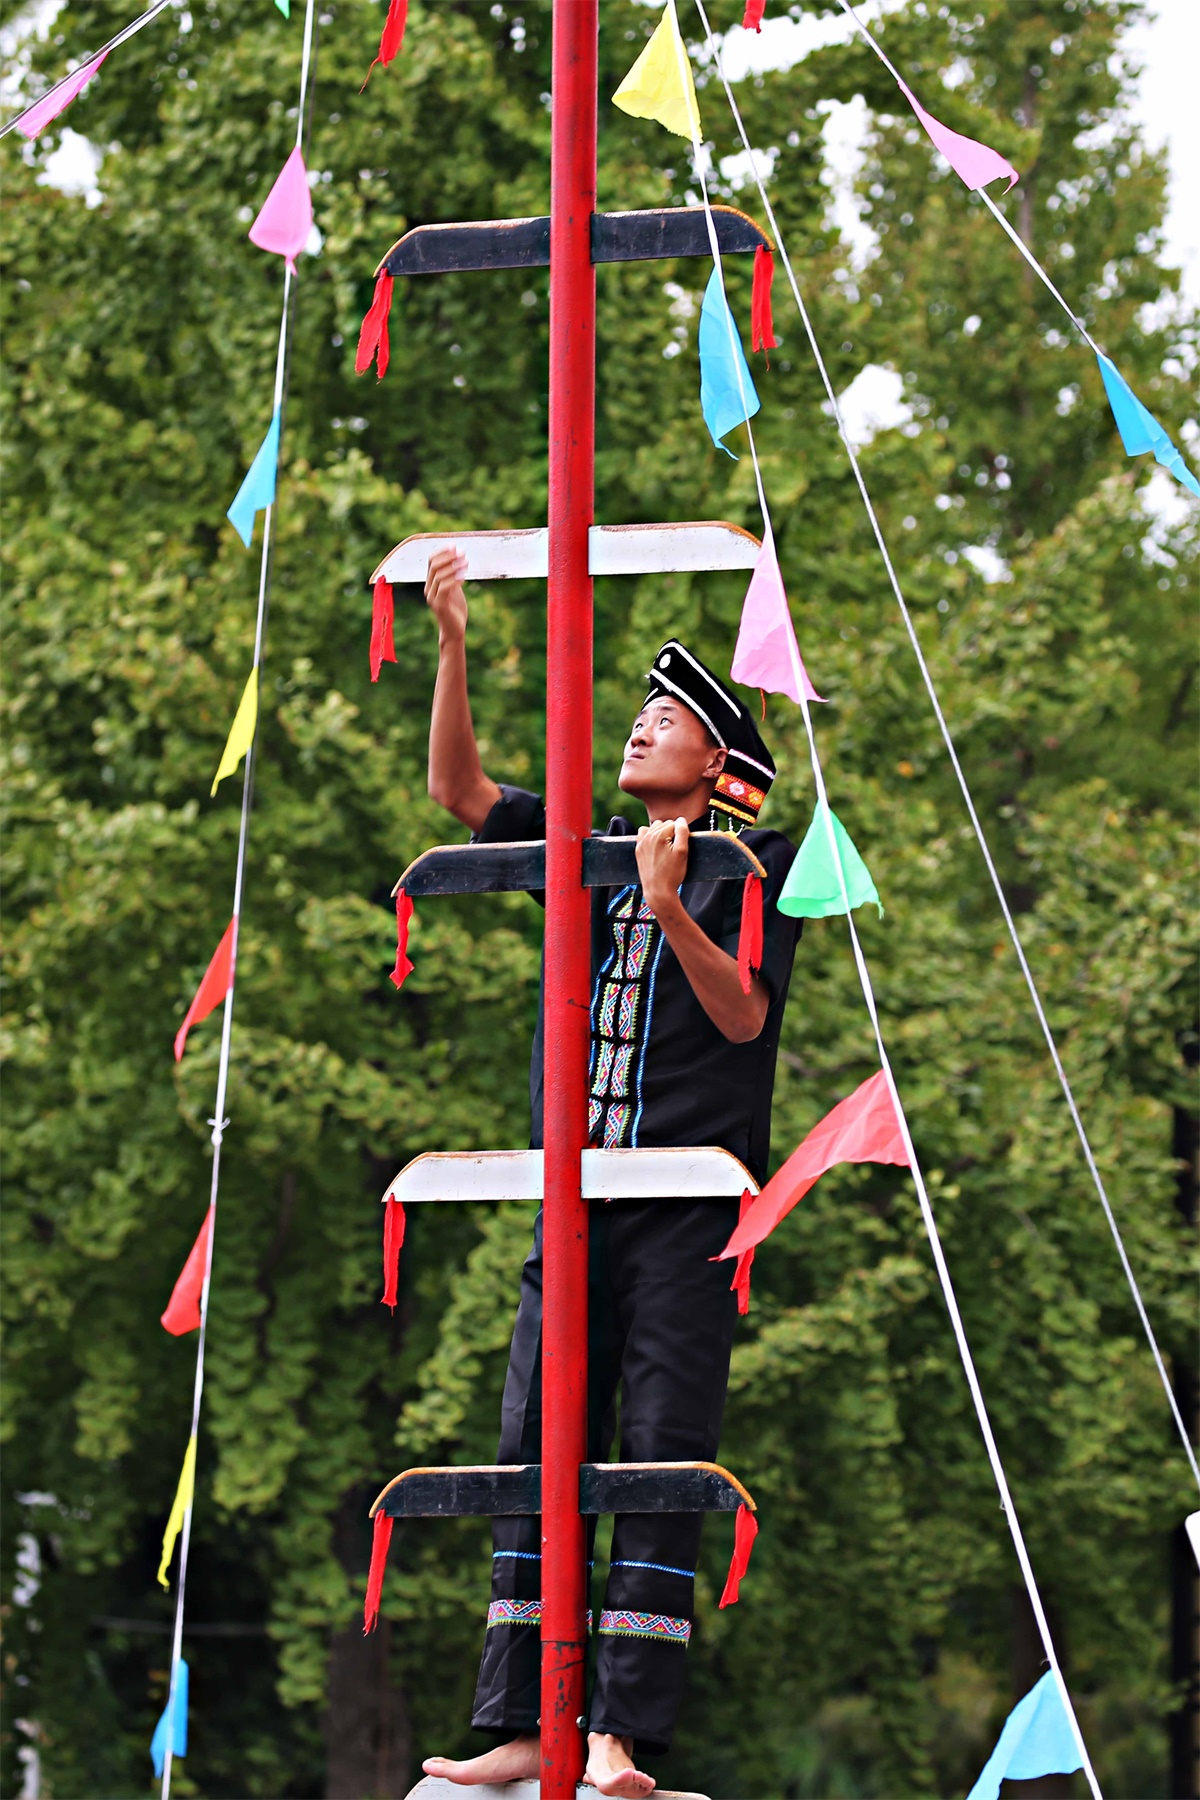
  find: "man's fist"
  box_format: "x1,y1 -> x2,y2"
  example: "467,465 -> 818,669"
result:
636,817 -> 690,918
425,547 -> 470,644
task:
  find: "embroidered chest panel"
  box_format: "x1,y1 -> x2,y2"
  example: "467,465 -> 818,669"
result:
588,887 -> 663,1149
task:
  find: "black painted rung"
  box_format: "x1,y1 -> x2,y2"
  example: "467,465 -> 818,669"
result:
395,834 -> 764,900
380,206 -> 770,278
370,1461 -> 754,1520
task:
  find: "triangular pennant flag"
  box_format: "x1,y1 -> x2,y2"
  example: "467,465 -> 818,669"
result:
248,145 -> 313,272
174,919 -> 236,1062
612,0 -> 701,143
15,51 -> 108,140
362,0 -> 409,88
1096,353 -> 1200,497
227,411 -> 281,548
161,1211 -> 213,1336
967,1673 -> 1084,1800
896,79 -> 1018,192
778,800 -> 880,919
156,1434 -> 198,1588
699,267 -> 760,455
149,1659 -> 189,1777
720,1070 -> 908,1259
731,535 -> 824,704
742,0 -> 766,30
211,667 -> 259,795
275,0 -> 290,14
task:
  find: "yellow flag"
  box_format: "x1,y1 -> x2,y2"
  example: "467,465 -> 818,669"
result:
157,1433 -> 197,1589
612,0 -> 701,143
210,666 -> 259,796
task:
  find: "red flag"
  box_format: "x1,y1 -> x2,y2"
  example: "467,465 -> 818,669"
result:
730,1189 -> 755,1315
742,0 -> 766,30
390,889 -> 414,989
737,873 -> 763,995
720,1071 -> 908,1259
356,270 -> 394,380
363,1510 -> 394,1632
361,0 -> 408,88
161,1210 -> 213,1336
370,576 -> 396,682
750,245 -> 777,353
174,919 -> 236,1061
719,1504 -> 758,1606
381,1195 -> 406,1309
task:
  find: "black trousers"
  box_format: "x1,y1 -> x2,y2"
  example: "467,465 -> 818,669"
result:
471,1195 -> 740,1756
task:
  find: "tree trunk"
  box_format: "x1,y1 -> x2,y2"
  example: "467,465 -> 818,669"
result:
324,1487 -> 411,1797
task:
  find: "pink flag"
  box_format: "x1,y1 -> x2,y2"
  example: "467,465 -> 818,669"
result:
15,52 -> 107,140
720,1071 -> 909,1259
161,1210 -> 212,1335
248,146 -> 313,273
897,79 -> 1018,192
174,919 -> 236,1062
730,536 -> 824,705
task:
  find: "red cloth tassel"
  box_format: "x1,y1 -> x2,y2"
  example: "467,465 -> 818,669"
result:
390,888 -> 414,990
719,1504 -> 759,1608
161,1209 -> 212,1336
737,874 -> 763,995
355,271 -> 394,380
370,577 -> 396,683
382,1194 -> 406,1309
751,246 -> 778,354
742,0 -> 767,30
731,1189 -> 755,1315
361,0 -> 408,88
363,1511 -> 394,1632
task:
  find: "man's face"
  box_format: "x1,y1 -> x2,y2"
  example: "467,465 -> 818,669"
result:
618,696 -> 725,803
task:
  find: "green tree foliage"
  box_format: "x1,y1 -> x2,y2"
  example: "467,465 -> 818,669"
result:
2,1 -> 1195,1794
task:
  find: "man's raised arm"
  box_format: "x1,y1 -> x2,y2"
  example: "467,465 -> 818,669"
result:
425,548 -> 503,833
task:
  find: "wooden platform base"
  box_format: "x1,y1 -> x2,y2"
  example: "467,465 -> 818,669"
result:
407,1782 -> 710,1800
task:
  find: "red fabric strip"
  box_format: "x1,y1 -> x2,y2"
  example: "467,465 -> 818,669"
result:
390,889 -> 414,990
381,1195 -> 406,1309
719,1504 -> 759,1607
742,0 -> 767,31
737,873 -> 763,995
751,246 -> 778,353
174,918 -> 236,1062
161,1209 -> 213,1336
361,0 -> 408,88
363,1511 -> 394,1633
730,1189 -> 755,1315
369,577 -> 396,682
355,271 -> 394,380
720,1070 -> 910,1260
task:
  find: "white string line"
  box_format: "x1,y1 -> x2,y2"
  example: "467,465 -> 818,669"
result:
159,7 -> 315,1793
0,0 -> 176,140
671,11 -> 1102,1786
829,0 -> 1108,358
691,0 -> 1200,1495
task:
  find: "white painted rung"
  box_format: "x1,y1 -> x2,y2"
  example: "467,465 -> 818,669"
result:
371,521 -> 761,586
383,1147 -> 758,1205
1187,1510 -> 1200,1573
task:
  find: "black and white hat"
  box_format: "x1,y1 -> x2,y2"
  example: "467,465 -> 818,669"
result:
645,640 -> 776,828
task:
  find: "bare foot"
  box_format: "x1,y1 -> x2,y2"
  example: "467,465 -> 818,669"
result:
584,1732 -> 656,1798
423,1732 -> 540,1786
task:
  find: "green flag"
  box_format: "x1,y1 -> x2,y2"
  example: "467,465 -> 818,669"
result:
778,799 -> 881,919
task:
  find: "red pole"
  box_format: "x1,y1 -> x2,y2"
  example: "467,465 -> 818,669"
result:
542,0 -> 597,1794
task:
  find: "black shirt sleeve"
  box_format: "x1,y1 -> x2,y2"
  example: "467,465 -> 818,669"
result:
471,784 -> 547,845
715,829 -> 801,1006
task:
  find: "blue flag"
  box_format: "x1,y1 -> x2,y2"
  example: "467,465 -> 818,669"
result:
150,1658 -> 189,1778
1096,353 -> 1199,497
699,267 -> 759,456
967,1672 -> 1083,1800
227,410 -> 281,547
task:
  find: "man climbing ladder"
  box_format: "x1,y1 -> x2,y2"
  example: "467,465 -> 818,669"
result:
417,550 -> 802,1797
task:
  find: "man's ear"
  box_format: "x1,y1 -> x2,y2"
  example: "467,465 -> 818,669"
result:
705,744 -> 727,782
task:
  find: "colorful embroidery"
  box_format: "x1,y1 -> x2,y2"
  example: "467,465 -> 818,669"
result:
602,1101 -> 631,1148
589,888 -> 663,1152
598,1609 -> 691,1645
487,1599 -> 542,1628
